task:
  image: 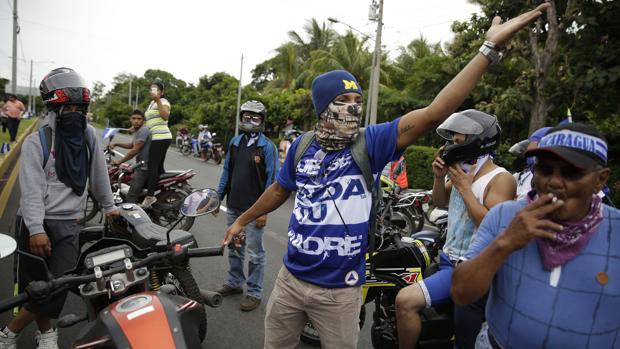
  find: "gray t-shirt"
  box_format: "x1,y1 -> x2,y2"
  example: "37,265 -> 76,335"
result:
133,126 -> 150,166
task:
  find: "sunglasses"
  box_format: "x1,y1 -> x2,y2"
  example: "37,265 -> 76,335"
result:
533,163 -> 599,181
241,114 -> 262,125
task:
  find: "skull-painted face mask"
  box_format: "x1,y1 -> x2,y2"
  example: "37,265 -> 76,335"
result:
314,101 -> 362,151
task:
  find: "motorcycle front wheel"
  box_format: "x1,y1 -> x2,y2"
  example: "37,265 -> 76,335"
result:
181,144 -> 192,156
212,150 -> 222,165
158,265 -> 207,342
300,305 -> 366,346
152,189 -> 195,231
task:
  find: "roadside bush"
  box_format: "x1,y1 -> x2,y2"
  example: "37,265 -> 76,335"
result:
404,145 -> 437,190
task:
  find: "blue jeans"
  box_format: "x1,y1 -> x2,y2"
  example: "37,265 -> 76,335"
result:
191,139 -> 199,155
225,208 -> 266,299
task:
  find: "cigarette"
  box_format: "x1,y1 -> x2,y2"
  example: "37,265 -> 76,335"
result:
551,196 -> 558,204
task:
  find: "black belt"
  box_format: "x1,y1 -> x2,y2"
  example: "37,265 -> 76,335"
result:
488,330 -> 503,349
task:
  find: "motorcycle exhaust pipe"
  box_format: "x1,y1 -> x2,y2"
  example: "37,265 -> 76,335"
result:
200,289 -> 223,308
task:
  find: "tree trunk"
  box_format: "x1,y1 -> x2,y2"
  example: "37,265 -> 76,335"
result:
528,0 -> 568,134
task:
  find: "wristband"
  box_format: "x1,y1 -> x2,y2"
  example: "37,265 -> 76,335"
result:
479,40 -> 503,65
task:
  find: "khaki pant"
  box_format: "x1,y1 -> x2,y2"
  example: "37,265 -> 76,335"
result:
264,266 -> 362,349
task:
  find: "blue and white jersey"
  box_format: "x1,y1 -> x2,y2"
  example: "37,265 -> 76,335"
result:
277,119 -> 402,288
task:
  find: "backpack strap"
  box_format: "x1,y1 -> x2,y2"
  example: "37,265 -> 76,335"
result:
294,131 -> 315,168
39,125 -> 53,169
349,129 -> 379,254
349,129 -> 373,192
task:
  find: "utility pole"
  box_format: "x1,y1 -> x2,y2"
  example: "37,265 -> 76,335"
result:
135,86 -> 139,109
128,78 -> 132,105
11,0 -> 18,94
28,59 -> 33,112
234,54 -> 244,137
368,0 -> 384,125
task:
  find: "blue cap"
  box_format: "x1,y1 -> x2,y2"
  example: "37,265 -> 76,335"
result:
529,127 -> 551,142
311,70 -> 363,117
526,123 -> 607,169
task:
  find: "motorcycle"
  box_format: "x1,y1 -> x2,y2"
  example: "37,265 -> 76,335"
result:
179,134 -> 193,157
200,133 -> 223,165
0,189 -> 224,348
379,175 -> 432,235
300,187 -> 453,348
83,161 -> 197,232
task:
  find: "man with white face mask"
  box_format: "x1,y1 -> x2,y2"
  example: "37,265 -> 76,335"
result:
395,110 -> 516,349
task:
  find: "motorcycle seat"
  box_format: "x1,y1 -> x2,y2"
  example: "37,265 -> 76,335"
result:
118,204 -> 195,248
411,230 -> 440,242
159,171 -> 185,180
133,223 -> 194,248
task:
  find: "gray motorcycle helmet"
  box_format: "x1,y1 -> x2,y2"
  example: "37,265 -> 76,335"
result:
436,109 -> 501,165
239,100 -> 266,133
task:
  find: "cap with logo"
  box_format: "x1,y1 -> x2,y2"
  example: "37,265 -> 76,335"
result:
311,70 -> 363,117
525,123 -> 607,169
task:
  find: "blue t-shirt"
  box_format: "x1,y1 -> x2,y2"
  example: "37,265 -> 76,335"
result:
465,200 -> 620,349
277,119 -> 403,288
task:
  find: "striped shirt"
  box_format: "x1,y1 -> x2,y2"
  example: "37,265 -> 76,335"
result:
145,98 -> 172,140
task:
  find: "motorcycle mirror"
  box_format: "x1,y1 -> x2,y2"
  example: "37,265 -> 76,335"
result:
16,250 -> 53,281
180,189 -> 220,218
0,234 -> 17,259
212,132 -> 217,136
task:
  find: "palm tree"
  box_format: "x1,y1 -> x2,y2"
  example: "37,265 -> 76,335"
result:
266,43 -> 304,90
287,18 -> 337,61
308,31 -> 392,90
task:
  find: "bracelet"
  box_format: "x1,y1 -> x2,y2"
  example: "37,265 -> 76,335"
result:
479,40 -> 503,65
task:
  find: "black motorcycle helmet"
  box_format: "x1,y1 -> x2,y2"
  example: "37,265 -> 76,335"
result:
40,67 -> 90,111
436,109 -> 501,165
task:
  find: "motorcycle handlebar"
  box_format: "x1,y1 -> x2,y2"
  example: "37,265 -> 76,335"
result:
130,161 -> 145,171
188,246 -> 224,257
0,245 -> 222,314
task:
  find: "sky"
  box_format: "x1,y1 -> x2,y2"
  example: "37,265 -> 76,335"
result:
0,0 -> 481,93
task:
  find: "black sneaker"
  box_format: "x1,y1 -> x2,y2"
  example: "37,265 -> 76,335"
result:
215,284 -> 243,297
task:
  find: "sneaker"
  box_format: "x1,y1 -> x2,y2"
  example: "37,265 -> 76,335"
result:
140,195 -> 157,208
0,327 -> 18,349
240,295 -> 261,312
35,328 -> 59,349
214,284 -> 243,297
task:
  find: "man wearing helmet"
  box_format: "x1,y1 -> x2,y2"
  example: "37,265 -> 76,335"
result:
395,110 -> 516,349
0,68 -> 117,349
192,124 -> 205,156
215,100 -> 278,311
279,128 -> 301,164
198,124 -> 213,161
221,4 -> 549,348
513,127 -> 551,200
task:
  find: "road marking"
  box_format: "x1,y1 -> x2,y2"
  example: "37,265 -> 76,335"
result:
0,158 -> 20,217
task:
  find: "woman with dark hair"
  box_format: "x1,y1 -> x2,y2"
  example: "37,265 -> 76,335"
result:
142,81 -> 172,207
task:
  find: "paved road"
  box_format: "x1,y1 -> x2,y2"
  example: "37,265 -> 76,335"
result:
0,132 -> 376,348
